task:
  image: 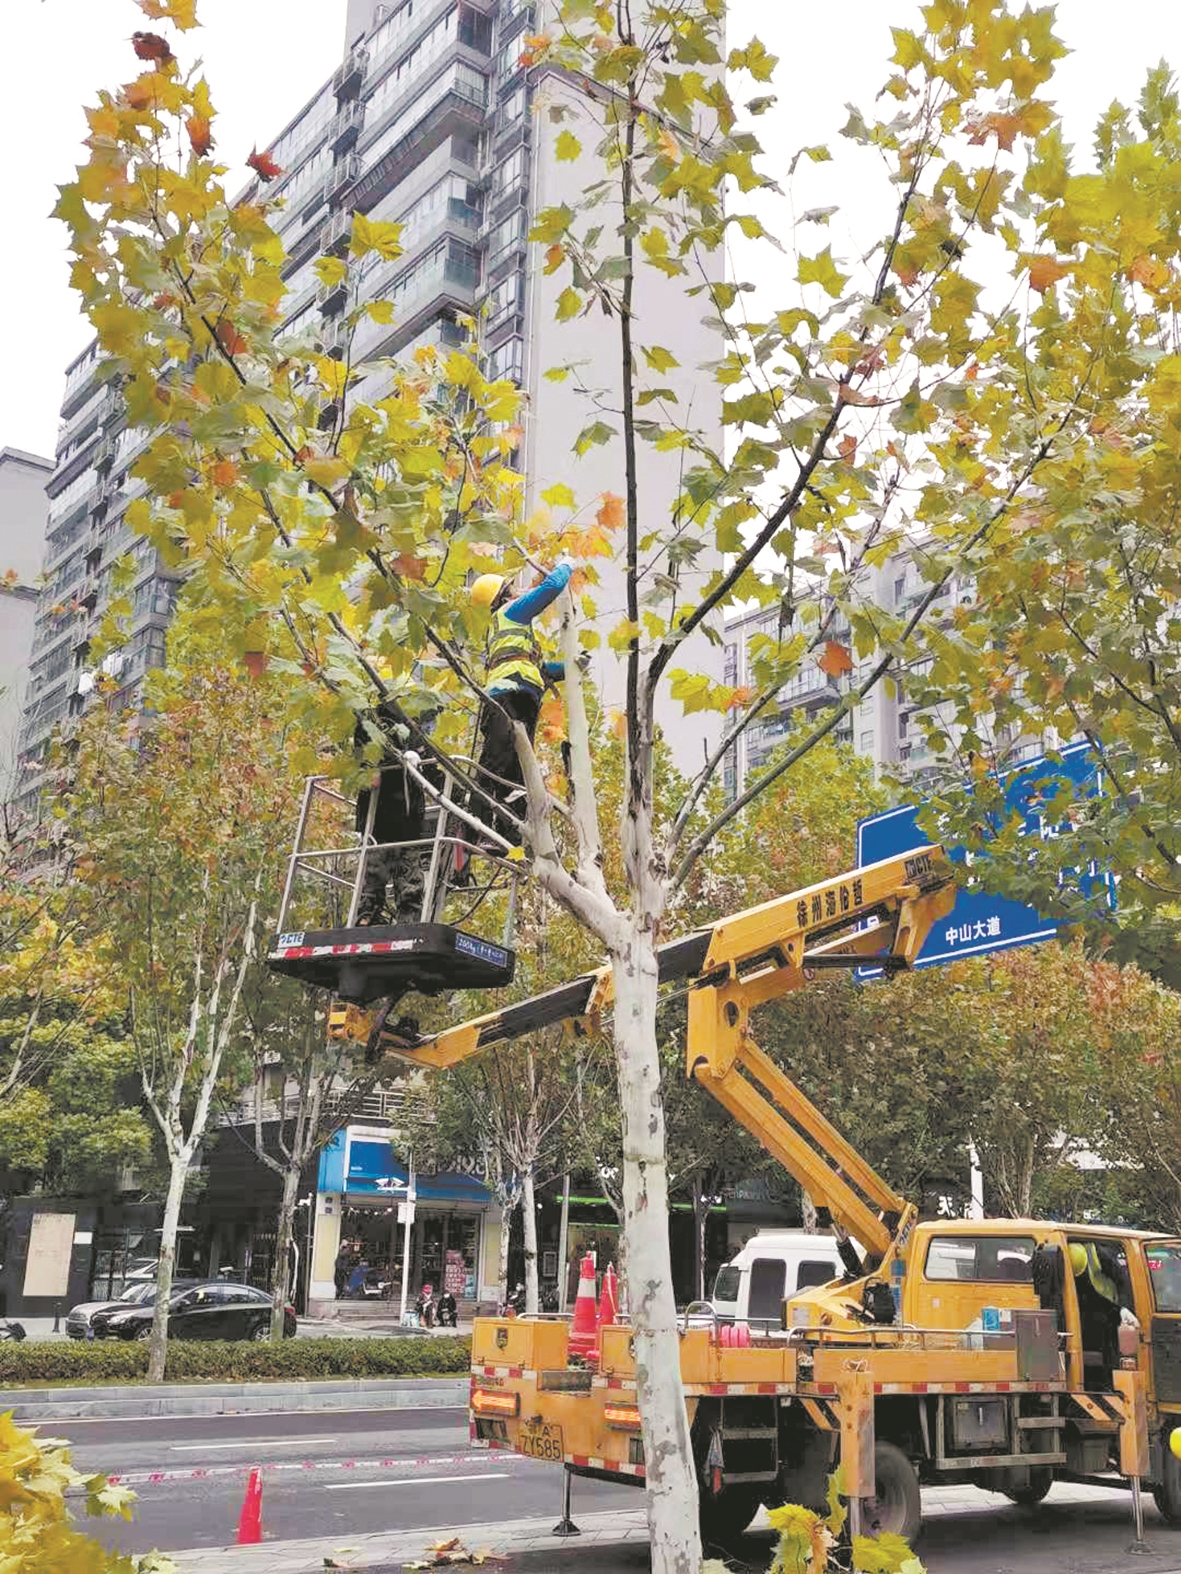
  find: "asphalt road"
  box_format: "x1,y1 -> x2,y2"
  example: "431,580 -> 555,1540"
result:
59,1406 -> 1181,1572
65,1405 -> 638,1557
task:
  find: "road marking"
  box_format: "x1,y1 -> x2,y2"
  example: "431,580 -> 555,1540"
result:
324,1473 -> 508,1491
55,1405 -> 467,1426
169,1437 -> 339,1451
100,1451 -> 522,1487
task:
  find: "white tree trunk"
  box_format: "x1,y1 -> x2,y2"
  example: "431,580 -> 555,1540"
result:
498,1194 -> 516,1306
148,1151 -> 188,1383
271,1163 -> 301,1341
522,1165 -> 539,1315
613,932 -> 702,1574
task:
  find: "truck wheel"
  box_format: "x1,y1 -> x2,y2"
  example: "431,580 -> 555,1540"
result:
1003,1466 -> 1054,1507
862,1441 -> 922,1544
699,1485 -> 762,1546
1153,1429 -> 1181,1524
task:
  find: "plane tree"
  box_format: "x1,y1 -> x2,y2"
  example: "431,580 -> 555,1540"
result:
62,0 -> 1120,1560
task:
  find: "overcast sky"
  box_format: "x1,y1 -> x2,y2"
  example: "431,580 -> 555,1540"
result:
2,0 -> 1179,465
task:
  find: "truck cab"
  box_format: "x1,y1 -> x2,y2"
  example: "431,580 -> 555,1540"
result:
787,1217 -> 1181,1523
711,1231 -> 844,1329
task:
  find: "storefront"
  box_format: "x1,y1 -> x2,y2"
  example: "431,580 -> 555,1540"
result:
306,1125 -> 502,1316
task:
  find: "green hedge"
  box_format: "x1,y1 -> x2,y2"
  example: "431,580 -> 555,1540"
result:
0,1335 -> 471,1385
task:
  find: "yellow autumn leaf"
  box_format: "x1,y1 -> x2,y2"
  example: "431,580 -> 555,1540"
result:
301,454 -> 351,488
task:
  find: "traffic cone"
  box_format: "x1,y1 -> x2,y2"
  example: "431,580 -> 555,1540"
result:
568,1253 -> 599,1363
593,1263 -> 619,1367
596,1263 -> 618,1335
236,1466 -> 263,1545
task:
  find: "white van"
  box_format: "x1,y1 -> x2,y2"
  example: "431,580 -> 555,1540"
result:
709,1230 -> 845,1328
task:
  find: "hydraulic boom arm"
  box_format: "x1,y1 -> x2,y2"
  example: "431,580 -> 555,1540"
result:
341,848 -> 956,1258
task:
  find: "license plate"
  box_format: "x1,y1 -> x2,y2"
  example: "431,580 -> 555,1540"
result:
518,1420 -> 564,1462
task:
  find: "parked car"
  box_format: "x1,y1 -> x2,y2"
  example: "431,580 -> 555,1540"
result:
65,1279 -> 196,1339
709,1230 -> 846,1328
92,1280 -> 296,1341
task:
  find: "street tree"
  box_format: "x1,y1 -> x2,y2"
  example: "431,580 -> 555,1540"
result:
65,1 -> 1115,1559
891,65 -> 1181,933
412,1023 -> 586,1311
69,643 -> 301,1380
1068,958 -> 1181,1234
233,974 -> 381,1340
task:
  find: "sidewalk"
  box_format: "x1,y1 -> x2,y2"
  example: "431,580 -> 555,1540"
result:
171,1506 -> 651,1574
9,1317 -> 474,1341
167,1482 -> 1167,1574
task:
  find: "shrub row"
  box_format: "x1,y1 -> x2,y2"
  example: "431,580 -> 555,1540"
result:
0,1334 -> 472,1385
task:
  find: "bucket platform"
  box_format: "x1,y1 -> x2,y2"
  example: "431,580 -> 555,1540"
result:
268,921 -> 514,1003
266,770 -> 520,1006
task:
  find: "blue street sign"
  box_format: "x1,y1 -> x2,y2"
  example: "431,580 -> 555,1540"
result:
856,741 -> 1104,977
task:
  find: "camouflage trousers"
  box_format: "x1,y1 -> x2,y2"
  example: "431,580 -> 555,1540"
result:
357,845 -> 428,924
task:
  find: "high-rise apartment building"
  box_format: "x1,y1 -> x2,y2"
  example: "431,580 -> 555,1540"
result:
18,0 -> 724,806
15,346 -> 178,814
0,448 -> 53,803
721,552 -> 987,797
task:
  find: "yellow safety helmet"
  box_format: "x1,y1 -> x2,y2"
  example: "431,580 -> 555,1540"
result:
471,573 -> 506,609
1068,1243 -> 1088,1277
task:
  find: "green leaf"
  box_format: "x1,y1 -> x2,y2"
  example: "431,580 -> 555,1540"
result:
574,420 -> 616,455
643,346 -> 680,373
798,247 -> 848,298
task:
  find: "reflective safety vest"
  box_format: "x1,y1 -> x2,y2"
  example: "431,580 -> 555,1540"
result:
487,607 -> 543,692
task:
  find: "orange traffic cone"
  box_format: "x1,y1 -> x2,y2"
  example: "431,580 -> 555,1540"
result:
568,1253 -> 599,1363
596,1263 -> 618,1335
236,1466 -> 263,1545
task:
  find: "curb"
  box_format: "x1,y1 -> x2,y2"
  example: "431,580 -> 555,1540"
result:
8,1375 -> 469,1422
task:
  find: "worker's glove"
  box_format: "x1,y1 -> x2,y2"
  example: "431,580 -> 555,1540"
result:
403,749 -> 421,772
1120,1307 -> 1141,1329
576,650 -> 593,673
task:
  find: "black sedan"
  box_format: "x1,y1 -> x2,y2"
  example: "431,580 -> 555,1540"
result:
93,1280 -> 297,1341
65,1278 -> 197,1338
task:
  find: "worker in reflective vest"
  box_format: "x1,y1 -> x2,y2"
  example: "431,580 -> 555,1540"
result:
468,562 -> 573,847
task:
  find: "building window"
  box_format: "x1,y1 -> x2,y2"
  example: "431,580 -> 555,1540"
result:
490,146 -> 526,202
723,643 -> 738,686
487,336 -> 523,383
488,206 -> 525,261
858,731 -> 874,754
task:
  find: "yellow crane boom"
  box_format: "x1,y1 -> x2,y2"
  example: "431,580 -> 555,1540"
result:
333,847 -> 956,1256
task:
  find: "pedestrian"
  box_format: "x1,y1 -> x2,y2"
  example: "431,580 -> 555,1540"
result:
353,697 -> 441,925
334,1241 -> 352,1300
467,562 -> 581,847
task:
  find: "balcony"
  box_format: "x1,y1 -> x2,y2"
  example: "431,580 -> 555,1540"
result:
317,276 -> 348,316
333,46 -> 368,100
92,435 -> 115,474
328,151 -> 362,207
331,99 -> 365,155
320,210 -> 352,257
317,316 -> 349,359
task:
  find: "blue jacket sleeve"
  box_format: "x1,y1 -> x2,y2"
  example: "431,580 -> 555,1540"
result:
505,563 -> 572,625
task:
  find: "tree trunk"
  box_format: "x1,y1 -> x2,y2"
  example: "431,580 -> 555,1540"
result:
801,1191 -> 819,1232
148,1150 -> 188,1383
522,1164 -> 539,1315
270,1162 -> 301,1341
498,1192 -> 516,1306
613,932 -> 702,1574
